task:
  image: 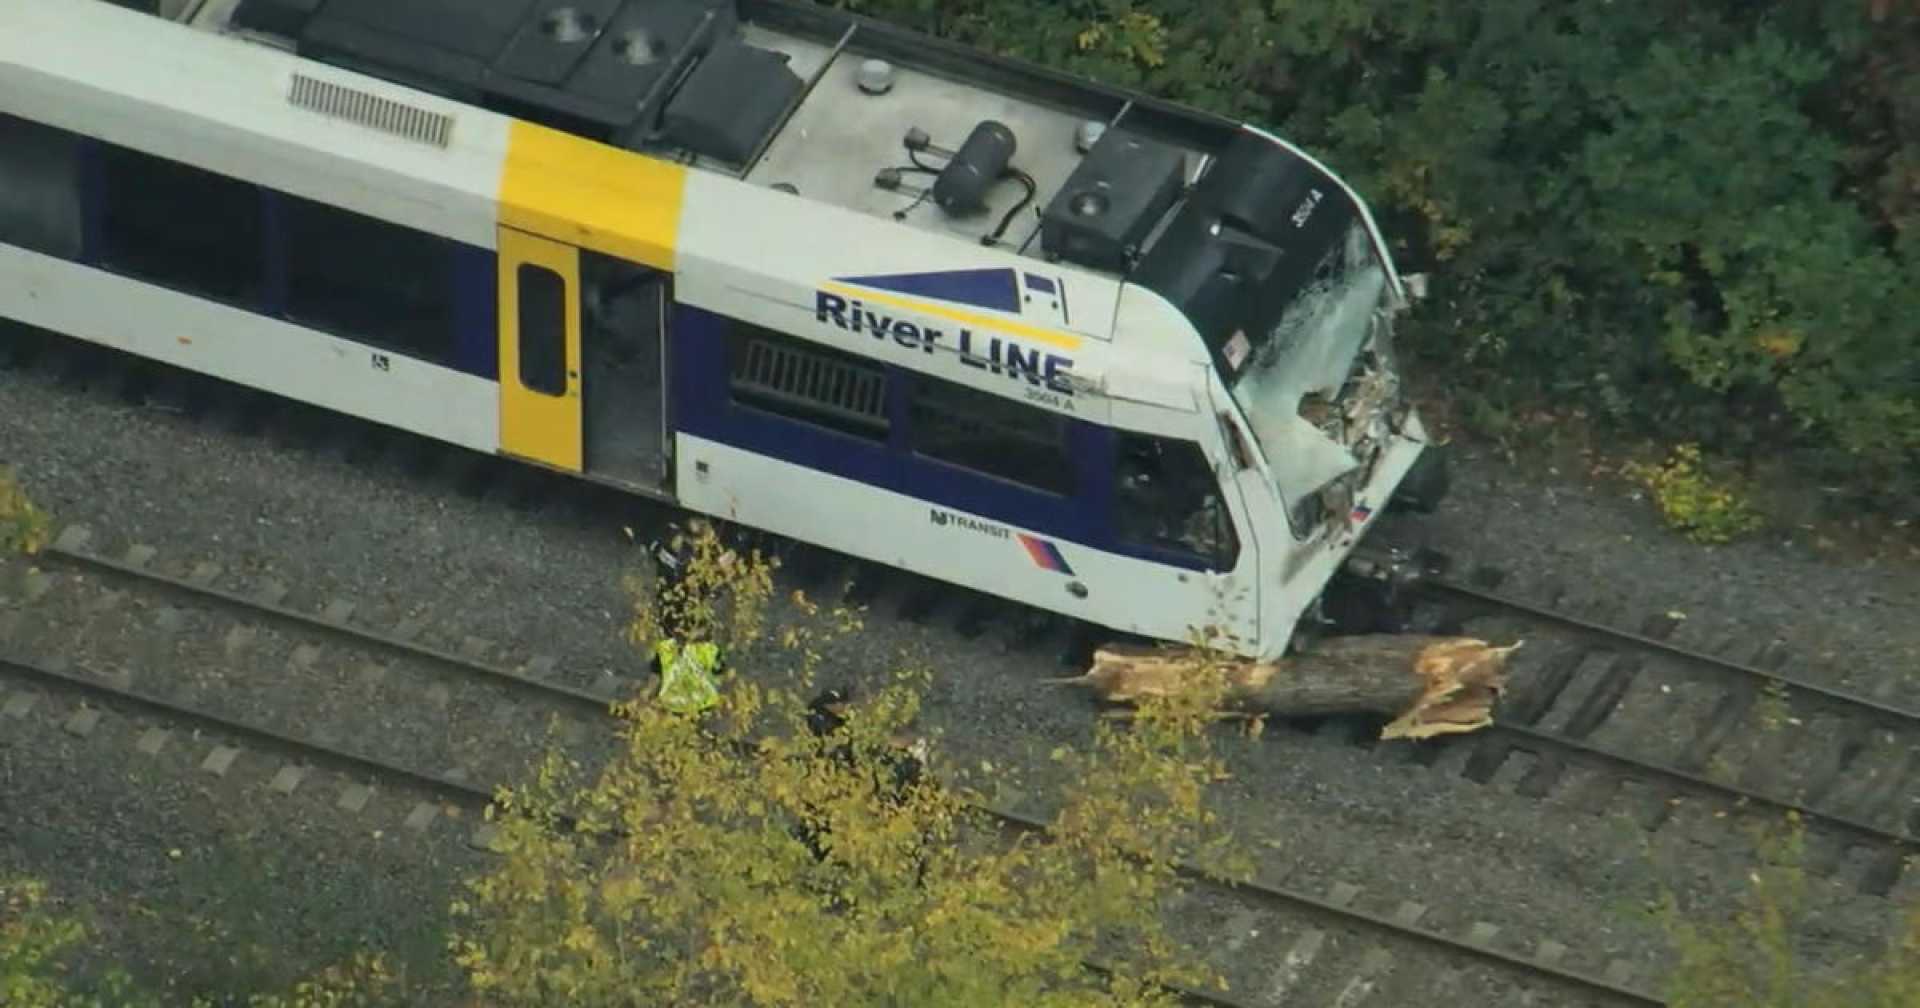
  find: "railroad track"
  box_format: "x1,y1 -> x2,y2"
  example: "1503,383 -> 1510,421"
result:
1,323 -> 1107,669
8,522 -> 629,794
0,525 -> 1667,1007
1399,552 -> 1920,898
10,318 -> 1900,989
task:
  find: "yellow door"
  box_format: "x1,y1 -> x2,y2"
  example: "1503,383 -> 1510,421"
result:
498,226 -> 582,471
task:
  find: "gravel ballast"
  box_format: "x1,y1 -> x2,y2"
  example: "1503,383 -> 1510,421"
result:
0,661 -> 479,1003
5,358 -> 1916,998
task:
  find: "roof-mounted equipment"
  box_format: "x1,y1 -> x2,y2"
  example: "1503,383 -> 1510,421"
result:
930,120 -> 1016,216
873,121 -> 1036,246
1132,131 -> 1358,347
660,39 -> 802,164
1039,126 -> 1185,272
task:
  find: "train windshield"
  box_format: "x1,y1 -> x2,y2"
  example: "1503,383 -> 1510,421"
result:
1222,220 -> 1395,528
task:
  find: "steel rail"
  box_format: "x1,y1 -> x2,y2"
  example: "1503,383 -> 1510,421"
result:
24,537 -> 1667,1006
1483,720 -> 1917,851
1,647 -> 1662,1007
1422,577 -> 1919,727
47,538 -> 1916,860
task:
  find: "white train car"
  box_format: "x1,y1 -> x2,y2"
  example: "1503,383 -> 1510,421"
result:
0,0 -> 1446,660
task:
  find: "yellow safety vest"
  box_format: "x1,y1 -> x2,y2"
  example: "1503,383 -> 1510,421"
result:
656,638 -> 720,714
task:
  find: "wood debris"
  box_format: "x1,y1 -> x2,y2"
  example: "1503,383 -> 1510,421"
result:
1048,635 -> 1523,740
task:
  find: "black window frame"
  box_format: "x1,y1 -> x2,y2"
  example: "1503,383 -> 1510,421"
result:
278,191 -> 460,364
906,372 -> 1074,496
13,124 -> 490,373
1112,431 -> 1240,571
93,140 -> 266,306
0,111 -> 85,261
517,263 -> 569,396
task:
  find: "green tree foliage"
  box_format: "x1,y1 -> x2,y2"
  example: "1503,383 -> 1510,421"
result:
1660,819 -> 1920,1007
450,524 -> 1246,1006
2,872 -> 406,1007
2,878 -> 89,1008
826,0 -> 1920,507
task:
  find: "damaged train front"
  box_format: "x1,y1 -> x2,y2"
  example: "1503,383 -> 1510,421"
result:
1131,126 -> 1446,639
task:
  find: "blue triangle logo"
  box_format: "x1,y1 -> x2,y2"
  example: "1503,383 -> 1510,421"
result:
834,268 -> 1020,314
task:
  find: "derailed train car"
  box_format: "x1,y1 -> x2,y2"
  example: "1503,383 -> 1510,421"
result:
0,0 -> 1447,660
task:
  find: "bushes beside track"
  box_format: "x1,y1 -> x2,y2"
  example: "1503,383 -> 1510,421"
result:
826,0 -> 1920,515
0,465 -> 51,555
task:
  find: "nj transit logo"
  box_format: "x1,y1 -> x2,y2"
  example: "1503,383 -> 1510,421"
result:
929,507 -> 1076,576
813,267 -> 1078,396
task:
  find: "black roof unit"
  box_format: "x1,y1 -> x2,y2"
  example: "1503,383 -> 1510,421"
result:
660,40 -> 801,164
1132,132 -> 1360,354
1039,127 -> 1187,273
230,0 -> 796,158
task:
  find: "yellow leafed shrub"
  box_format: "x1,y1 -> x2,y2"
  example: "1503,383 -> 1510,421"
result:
1623,444 -> 1763,545
0,466 -> 51,556
451,520 -> 1248,1006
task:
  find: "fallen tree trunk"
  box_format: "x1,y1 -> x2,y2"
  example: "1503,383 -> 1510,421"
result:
1048,635 -> 1523,740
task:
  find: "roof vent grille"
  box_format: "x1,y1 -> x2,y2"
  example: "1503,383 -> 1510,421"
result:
288,73 -> 453,148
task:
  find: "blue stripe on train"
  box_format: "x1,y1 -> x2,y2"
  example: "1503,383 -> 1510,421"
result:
667,303 -> 1222,571
451,244 -> 498,381
73,138 -> 501,383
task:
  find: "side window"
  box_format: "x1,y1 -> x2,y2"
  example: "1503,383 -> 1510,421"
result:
909,374 -> 1073,495
1114,432 -> 1239,570
96,142 -> 263,304
282,194 -> 456,362
726,321 -> 888,441
0,112 -> 83,260
517,264 -> 568,396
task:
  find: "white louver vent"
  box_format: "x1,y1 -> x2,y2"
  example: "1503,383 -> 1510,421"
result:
287,73 -> 453,148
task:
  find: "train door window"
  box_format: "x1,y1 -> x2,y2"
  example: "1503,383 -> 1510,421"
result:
281,194 -> 456,363
908,374 -> 1073,495
1113,432 -> 1239,570
517,264 -> 568,396
726,321 -> 889,441
95,143 -> 263,304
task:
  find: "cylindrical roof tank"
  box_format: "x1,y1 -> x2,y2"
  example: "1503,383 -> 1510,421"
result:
933,120 -> 1016,215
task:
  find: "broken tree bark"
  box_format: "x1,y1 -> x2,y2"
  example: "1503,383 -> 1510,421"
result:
1049,635 -> 1523,741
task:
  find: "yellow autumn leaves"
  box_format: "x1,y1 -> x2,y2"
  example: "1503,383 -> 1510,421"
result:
0,465 -> 51,556
449,523 -> 1245,1007
1623,443 -> 1763,545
